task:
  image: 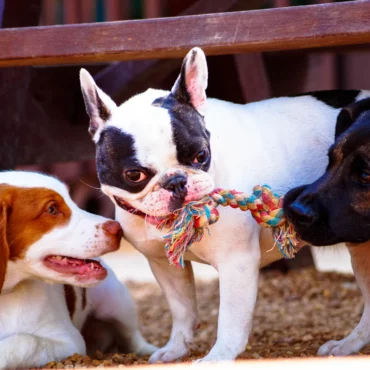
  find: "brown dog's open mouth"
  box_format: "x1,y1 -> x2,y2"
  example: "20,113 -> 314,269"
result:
114,196 -> 164,226
43,255 -> 107,280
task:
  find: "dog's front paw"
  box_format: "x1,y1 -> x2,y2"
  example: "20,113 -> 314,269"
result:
193,356 -> 233,364
318,339 -> 361,356
148,342 -> 189,363
193,344 -> 237,363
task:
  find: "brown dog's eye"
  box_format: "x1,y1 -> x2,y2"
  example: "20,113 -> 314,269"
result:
46,204 -> 59,215
125,170 -> 147,183
193,150 -> 209,165
361,172 -> 370,183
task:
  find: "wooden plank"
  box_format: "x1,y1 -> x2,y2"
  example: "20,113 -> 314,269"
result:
105,0 -> 130,21
80,0 -> 95,23
234,53 -> 271,103
63,1 -> 79,24
41,0 -> 57,26
273,0 -> 290,7
143,0 -> 162,19
0,1 -> 369,67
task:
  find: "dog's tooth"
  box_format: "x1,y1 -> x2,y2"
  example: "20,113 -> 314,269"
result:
55,256 -> 62,260
90,263 -> 94,269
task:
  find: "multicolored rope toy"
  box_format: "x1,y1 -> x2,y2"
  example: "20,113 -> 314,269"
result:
157,185 -> 301,268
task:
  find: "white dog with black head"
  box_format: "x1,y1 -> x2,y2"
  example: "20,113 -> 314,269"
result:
80,47 -> 370,362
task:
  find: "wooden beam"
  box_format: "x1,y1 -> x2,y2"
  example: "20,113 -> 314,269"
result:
234,53 -> 271,103
63,1 -> 79,24
0,1 -> 370,67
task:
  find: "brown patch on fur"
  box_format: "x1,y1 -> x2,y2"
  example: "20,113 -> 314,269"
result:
0,202 -> 10,293
64,284 -> 76,318
82,288 -> 87,310
0,184 -> 71,261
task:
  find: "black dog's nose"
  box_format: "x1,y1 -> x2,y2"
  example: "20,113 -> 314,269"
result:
163,175 -> 187,198
287,202 -> 315,226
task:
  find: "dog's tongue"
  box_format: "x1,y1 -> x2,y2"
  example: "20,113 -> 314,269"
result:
43,255 -> 107,279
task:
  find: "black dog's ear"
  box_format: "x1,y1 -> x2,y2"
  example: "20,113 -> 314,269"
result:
335,98 -> 370,139
79,69 -> 117,140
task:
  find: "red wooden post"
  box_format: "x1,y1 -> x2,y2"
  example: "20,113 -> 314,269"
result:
80,0 -> 95,23
63,1 -> 79,24
41,0 -> 57,26
143,0 -> 162,19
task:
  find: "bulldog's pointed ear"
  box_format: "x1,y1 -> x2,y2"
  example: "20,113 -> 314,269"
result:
335,98 -> 370,139
0,201 -> 9,293
79,69 -> 117,140
171,47 -> 208,115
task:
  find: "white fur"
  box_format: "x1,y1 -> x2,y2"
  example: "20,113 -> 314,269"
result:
0,171 -> 156,369
82,48 -> 370,362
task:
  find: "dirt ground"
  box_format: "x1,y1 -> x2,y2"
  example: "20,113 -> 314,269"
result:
43,268 -> 370,368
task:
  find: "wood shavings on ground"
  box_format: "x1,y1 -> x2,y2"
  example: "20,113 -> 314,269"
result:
42,268 -> 370,368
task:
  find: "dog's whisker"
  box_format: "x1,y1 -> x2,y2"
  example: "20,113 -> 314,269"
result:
79,179 -> 101,190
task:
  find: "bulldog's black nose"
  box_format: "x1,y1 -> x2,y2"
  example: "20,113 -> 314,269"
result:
163,175 -> 187,198
287,201 -> 316,226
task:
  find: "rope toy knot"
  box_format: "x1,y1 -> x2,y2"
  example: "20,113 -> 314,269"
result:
157,185 -> 301,268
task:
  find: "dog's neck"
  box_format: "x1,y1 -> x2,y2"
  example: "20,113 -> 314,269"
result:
1,261 -> 32,295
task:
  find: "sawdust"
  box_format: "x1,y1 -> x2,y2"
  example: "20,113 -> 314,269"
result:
42,268 -> 370,368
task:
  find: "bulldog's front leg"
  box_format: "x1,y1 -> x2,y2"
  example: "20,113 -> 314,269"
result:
195,229 -> 261,362
148,258 -> 198,363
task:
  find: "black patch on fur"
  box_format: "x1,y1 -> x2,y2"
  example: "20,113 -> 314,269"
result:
96,127 -> 154,193
341,110 -> 370,157
335,98 -> 370,139
293,90 -> 360,109
152,94 -> 211,172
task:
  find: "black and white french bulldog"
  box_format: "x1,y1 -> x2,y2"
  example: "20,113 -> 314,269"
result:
80,47 -> 370,362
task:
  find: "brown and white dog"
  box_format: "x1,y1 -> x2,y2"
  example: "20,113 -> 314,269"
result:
0,171 -> 156,369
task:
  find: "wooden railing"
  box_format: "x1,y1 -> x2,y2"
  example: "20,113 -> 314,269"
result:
1,1 -> 369,67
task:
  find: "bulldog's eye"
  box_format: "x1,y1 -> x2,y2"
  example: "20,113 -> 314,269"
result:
193,150 -> 209,165
360,172 -> 370,184
125,170 -> 147,183
46,203 -> 59,215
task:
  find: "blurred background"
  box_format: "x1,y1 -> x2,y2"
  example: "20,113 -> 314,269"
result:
2,0 -> 366,276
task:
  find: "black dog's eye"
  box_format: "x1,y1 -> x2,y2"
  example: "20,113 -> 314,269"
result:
193,150 -> 209,165
125,170 -> 148,183
46,203 -> 59,215
360,172 -> 370,184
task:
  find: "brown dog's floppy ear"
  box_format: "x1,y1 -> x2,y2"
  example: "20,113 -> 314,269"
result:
335,98 -> 370,139
0,201 -> 9,293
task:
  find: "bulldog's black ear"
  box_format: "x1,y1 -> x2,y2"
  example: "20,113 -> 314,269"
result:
335,98 -> 370,139
171,47 -> 208,115
79,69 -> 117,140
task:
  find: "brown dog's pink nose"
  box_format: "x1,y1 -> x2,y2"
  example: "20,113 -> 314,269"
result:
102,220 -> 123,238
